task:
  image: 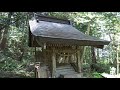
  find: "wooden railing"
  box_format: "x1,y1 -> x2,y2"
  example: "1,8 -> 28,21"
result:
70,63 -> 78,72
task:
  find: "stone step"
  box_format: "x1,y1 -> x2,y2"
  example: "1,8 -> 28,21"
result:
56,71 -> 77,74
56,69 -> 75,72
56,65 -> 73,70
55,65 -> 79,78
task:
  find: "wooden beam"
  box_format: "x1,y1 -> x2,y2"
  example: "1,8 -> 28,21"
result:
52,48 -> 56,78
77,46 -> 82,73
36,38 -> 44,47
45,49 -> 77,54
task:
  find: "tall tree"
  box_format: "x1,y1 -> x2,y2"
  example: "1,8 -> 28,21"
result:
0,12 -> 13,50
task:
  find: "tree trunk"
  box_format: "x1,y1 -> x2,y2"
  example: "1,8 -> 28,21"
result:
81,22 -> 91,64
91,46 -> 97,63
0,27 -> 9,49
90,46 -> 97,71
0,29 -> 2,39
97,48 -> 99,60
18,48 -> 25,61
0,12 -> 13,50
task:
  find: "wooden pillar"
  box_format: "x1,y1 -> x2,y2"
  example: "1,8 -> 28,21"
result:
43,50 -> 47,65
71,53 -> 74,63
52,48 -> 56,78
71,52 -> 76,63
77,46 -> 81,73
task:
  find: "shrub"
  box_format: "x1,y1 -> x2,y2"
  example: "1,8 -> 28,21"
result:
91,63 -> 110,73
92,72 -> 102,78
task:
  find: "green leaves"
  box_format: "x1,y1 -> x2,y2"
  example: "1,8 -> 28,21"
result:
92,72 -> 102,78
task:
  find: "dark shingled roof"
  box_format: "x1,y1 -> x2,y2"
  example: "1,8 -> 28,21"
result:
29,18 -> 110,48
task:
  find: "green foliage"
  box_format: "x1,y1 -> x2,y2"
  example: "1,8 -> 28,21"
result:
91,63 -> 110,73
1,59 -> 19,71
0,53 -> 34,77
92,72 -> 102,78
0,12 -> 34,77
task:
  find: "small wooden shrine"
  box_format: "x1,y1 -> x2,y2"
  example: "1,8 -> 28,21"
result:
28,15 -> 110,78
